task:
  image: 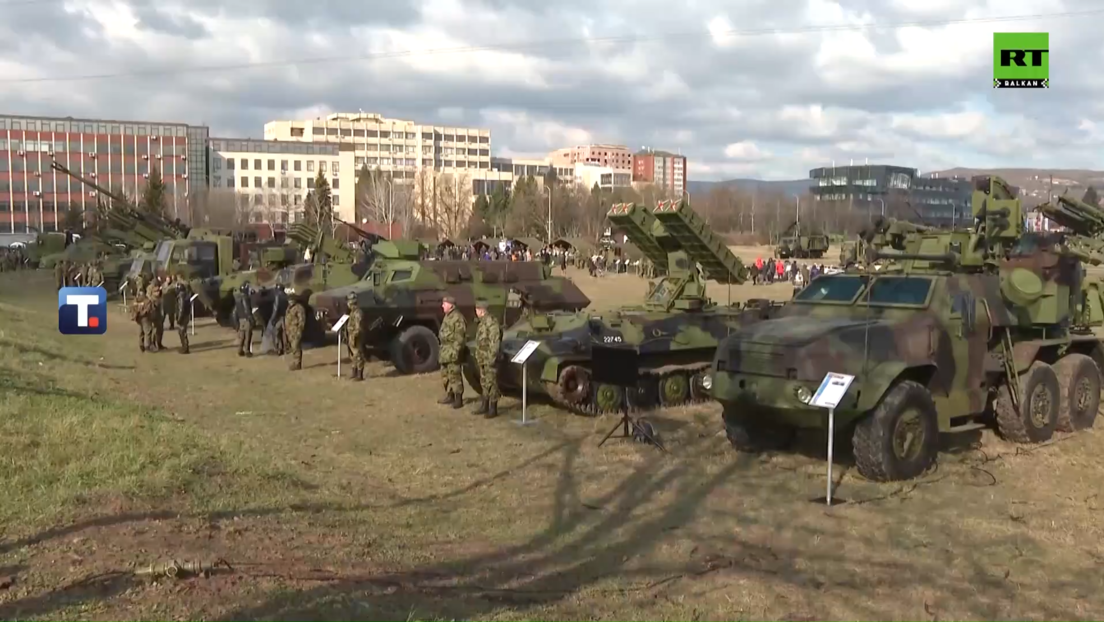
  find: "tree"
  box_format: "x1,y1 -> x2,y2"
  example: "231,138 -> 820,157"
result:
61,207 -> 85,232
505,175 -> 545,237
1084,186 -> 1099,207
140,165 -> 167,216
310,171 -> 334,232
433,171 -> 473,238
355,165 -> 390,225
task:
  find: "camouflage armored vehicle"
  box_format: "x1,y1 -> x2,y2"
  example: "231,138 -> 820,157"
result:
704,175 -> 1103,482
470,199 -> 780,415
311,243 -> 591,375
776,221 -> 829,259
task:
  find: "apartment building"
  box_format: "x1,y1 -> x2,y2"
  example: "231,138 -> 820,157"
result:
207,138 -> 356,224
574,163 -> 632,191
549,144 -> 632,173
633,149 -> 687,197
0,113 -> 207,234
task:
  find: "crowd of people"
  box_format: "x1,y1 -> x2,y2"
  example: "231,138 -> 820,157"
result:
0,246 -> 30,271
751,256 -> 833,290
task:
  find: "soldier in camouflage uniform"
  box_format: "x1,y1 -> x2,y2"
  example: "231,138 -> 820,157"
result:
87,262 -> 103,288
161,275 -> 179,330
145,278 -> 164,350
233,283 -> 255,357
54,260 -> 66,290
173,276 -> 192,354
472,300 -> 502,418
436,295 -> 467,409
344,292 -> 365,381
131,286 -> 157,352
284,287 -> 306,371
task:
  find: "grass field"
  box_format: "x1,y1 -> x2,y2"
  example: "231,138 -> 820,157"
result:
2,248 -> 1104,621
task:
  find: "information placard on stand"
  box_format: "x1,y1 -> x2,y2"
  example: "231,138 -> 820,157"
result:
189,293 -> 199,335
511,340 -> 542,426
331,314 -> 350,376
809,372 -> 855,506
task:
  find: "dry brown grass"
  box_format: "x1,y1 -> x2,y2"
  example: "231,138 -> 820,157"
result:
2,249 -> 1104,621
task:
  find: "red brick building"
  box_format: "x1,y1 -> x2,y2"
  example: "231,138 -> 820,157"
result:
632,149 -> 687,197
0,114 -> 209,234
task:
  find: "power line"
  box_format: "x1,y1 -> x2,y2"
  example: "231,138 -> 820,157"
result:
0,8 -> 1094,84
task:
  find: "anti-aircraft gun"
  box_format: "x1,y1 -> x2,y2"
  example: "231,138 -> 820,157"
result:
480,198 -> 779,415
706,174 -> 1102,483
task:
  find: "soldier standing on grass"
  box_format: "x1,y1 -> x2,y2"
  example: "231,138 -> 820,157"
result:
436,295 -> 467,409
345,292 -> 365,381
161,274 -> 178,331
146,278 -> 164,350
284,287 -> 306,371
233,283 -> 254,358
174,276 -> 192,354
131,287 -> 157,352
54,260 -> 66,290
472,300 -> 501,418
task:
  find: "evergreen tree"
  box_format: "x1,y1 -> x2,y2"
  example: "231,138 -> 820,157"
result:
1084,186 -> 1099,207
474,194 -> 490,220
313,171 -> 334,230
62,208 -> 84,232
141,165 -> 167,216
303,191 -> 318,225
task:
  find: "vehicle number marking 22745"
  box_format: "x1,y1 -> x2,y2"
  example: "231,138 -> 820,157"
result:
603,335 -> 623,343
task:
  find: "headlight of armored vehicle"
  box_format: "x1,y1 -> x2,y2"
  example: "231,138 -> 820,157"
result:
701,374 -> 713,390
316,309 -> 327,321
794,385 -> 812,404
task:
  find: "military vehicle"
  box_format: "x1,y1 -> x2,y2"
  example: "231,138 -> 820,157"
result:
311,243 -> 591,375
470,199 -> 777,415
189,220 -> 374,327
776,220 -> 829,259
704,175 -> 1103,482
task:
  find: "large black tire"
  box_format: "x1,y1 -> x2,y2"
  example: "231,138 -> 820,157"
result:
994,361 -> 1060,444
852,380 -> 939,482
389,325 -> 440,375
722,407 -> 795,453
1054,354 -> 1100,432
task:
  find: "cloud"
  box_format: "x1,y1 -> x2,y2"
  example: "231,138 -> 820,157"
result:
0,0 -> 1101,181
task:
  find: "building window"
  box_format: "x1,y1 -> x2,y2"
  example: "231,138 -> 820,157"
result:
253,176 -> 261,188
226,159 -> 234,170
280,159 -> 288,171
332,178 -> 340,190
319,161 -> 327,173
307,177 -> 315,189
307,161 -> 315,172
281,177 -> 289,188
291,128 -> 304,137
294,160 -> 302,172
253,159 -> 261,170
332,161 -> 339,174
240,158 -> 248,170
267,159 -> 275,171
333,195 -> 340,206
240,176 -> 248,188
294,178 -> 302,189
266,177 -> 275,188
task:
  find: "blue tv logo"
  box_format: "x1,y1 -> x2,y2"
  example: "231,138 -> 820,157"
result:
58,286 -> 108,335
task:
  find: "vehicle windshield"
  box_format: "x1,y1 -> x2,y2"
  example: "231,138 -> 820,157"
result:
795,275 -> 933,306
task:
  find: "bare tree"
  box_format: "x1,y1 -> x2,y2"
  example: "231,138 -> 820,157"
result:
434,171 -> 473,238
190,188 -> 248,228
392,181 -> 416,238
355,165 -> 391,225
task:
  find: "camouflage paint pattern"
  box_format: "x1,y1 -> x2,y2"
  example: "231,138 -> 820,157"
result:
312,255 -> 590,375
480,199 -> 779,415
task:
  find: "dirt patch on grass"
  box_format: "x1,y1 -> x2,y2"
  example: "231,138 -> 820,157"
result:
2,267 -> 1103,620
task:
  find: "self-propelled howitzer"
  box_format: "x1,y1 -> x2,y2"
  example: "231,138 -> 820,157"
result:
475,198 -> 780,415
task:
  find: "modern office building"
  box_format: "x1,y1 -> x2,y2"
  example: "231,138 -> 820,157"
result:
0,113 -> 207,233
207,138 -> 357,224
808,164 -> 973,226
632,148 -> 687,197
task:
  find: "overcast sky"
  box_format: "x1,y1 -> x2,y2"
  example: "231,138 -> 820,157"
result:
1,0 -> 1101,180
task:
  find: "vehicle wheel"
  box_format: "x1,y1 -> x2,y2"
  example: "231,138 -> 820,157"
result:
591,383 -> 624,414
628,378 -> 659,411
462,359 -> 483,395
722,407 -> 795,452
852,380 -> 939,482
1054,354 -> 1100,432
553,365 -> 591,405
994,361 -> 1059,443
659,372 -> 690,406
389,325 -> 440,375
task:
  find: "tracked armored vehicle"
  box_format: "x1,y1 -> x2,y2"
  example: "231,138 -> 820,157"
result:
705,175 -> 1104,482
473,199 -> 779,415
312,244 -> 590,375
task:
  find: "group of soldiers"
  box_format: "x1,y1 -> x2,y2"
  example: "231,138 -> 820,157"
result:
127,273 -> 192,353
436,294 -> 502,418
0,246 -> 29,272
53,259 -> 105,290
229,283 -> 308,370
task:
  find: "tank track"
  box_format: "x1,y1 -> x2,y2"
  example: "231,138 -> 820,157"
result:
544,362 -> 713,416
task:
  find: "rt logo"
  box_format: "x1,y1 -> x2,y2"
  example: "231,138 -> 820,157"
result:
58,286 -> 108,335
993,32 -> 1049,89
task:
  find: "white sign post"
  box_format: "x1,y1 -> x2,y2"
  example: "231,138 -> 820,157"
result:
189,293 -> 199,335
808,372 -> 856,507
119,281 -> 128,308
511,340 -> 542,426
331,314 -> 350,377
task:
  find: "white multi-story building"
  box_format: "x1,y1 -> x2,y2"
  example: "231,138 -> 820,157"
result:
573,163 -> 632,191
207,138 -> 356,223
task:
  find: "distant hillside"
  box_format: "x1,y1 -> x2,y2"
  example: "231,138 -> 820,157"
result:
689,178 -> 811,198
928,168 -> 1104,205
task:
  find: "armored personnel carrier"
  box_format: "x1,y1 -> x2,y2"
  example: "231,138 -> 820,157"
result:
472,199 -> 779,415
311,242 -> 590,375
705,175 -> 1104,482
775,220 -> 829,259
